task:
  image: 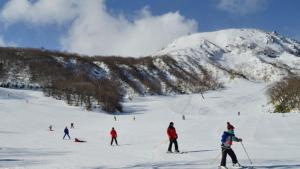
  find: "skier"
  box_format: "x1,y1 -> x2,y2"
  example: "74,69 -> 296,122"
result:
70,123 -> 74,129
167,122 -> 180,153
110,127 -> 118,146
114,116 -> 117,121
49,125 -> 54,131
238,112 -> 240,116
63,126 -> 71,140
219,122 -> 242,169
182,114 -> 186,120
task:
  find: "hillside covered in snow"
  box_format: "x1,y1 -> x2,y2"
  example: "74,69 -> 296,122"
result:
1,28 -> 300,113
1,79 -> 300,169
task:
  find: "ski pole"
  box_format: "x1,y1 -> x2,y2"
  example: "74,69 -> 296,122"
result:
240,142 -> 253,165
210,148 -> 225,165
211,151 -> 222,164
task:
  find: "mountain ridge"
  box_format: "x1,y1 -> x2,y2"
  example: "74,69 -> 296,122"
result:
155,28 -> 300,82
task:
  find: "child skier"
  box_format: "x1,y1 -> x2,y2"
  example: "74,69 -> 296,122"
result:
220,122 -> 242,169
167,122 -> 180,153
63,126 -> 71,140
110,127 -> 118,146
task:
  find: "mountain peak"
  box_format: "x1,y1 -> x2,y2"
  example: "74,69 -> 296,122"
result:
155,28 -> 300,82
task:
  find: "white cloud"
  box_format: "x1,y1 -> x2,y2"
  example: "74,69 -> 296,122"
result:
0,0 -> 198,57
217,0 -> 268,15
0,0 -> 79,25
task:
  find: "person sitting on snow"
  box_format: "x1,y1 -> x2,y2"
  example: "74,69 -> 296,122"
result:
110,127 -> 118,146
74,138 -> 86,143
167,122 -> 180,153
220,122 -> 242,169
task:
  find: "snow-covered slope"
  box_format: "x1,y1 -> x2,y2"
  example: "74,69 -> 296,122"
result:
156,29 -> 300,82
1,79 -> 300,169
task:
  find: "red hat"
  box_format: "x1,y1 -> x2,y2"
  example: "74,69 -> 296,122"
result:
227,122 -> 235,130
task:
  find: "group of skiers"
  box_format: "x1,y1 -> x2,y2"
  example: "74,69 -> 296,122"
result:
51,123 -> 119,145
50,120 -> 243,168
166,121 -> 242,169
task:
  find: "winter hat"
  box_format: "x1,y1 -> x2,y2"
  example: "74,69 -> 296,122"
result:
169,122 -> 174,126
227,122 -> 235,130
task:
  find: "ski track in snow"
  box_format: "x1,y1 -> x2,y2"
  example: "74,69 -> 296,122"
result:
1,79 -> 300,169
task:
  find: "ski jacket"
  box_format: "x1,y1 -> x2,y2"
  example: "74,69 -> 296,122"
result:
110,129 -> 117,138
221,131 -> 239,148
167,126 -> 178,140
64,128 -> 69,134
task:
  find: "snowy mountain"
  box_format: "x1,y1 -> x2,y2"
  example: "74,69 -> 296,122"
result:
155,28 -> 300,82
1,29 -> 300,112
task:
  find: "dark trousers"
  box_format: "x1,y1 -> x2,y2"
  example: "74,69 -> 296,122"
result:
111,137 -> 118,145
220,147 -> 238,166
168,139 -> 179,152
63,133 -> 71,140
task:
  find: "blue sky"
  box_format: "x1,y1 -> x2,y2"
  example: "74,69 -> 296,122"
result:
0,0 -> 299,57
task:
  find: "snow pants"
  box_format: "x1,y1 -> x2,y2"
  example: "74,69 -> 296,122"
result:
63,133 -> 71,140
220,147 -> 238,166
111,137 -> 118,145
168,139 -> 179,152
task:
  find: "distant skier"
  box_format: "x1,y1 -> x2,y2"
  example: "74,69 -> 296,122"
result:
238,112 -> 240,116
133,116 -> 136,121
114,116 -> 117,121
219,122 -> 242,169
167,122 -> 180,153
110,127 -> 118,146
182,114 -> 186,120
63,126 -> 71,140
49,125 -> 54,131
70,123 -> 74,129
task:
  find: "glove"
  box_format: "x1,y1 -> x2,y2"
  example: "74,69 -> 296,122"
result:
238,138 -> 243,142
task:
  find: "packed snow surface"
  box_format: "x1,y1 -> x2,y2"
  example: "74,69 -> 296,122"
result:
1,79 -> 300,169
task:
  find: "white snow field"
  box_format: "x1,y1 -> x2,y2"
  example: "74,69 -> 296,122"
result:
1,79 -> 300,169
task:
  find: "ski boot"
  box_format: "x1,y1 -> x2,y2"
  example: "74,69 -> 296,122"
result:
233,163 -> 242,168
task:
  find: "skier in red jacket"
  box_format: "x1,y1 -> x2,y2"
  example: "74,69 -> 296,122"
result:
167,122 -> 179,153
110,127 -> 118,146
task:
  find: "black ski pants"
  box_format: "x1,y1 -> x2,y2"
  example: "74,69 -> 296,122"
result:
168,139 -> 179,152
63,133 -> 71,140
220,147 -> 238,166
111,137 -> 118,145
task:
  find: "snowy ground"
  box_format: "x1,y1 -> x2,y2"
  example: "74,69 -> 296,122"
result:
1,79 -> 300,169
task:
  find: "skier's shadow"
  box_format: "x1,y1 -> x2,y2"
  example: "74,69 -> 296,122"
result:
182,149 -> 215,154
0,159 -> 22,162
249,164 -> 300,168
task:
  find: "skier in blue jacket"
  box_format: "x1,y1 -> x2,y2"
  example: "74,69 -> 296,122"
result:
219,122 -> 242,169
63,126 -> 71,140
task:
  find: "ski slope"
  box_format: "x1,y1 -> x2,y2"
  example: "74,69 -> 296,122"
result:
1,79 -> 300,169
